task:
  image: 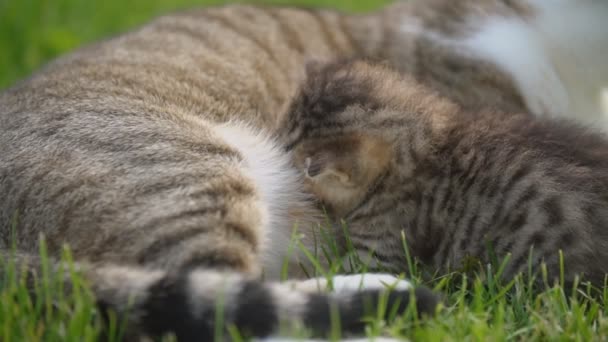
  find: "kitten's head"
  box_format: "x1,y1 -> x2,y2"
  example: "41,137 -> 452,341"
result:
280,60 -> 459,269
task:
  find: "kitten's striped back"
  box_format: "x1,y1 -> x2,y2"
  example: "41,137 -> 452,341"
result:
283,60 -> 608,287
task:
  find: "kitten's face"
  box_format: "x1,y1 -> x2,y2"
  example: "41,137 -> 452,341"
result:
280,60 -> 456,270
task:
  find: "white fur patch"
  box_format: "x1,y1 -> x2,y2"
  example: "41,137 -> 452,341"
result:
214,121 -> 310,279
400,1 -> 608,129
269,282 -> 309,324
527,0 -> 608,124
329,273 -> 412,292
92,266 -> 165,314
288,273 -> 412,293
187,271 -> 244,317
462,16 -> 571,119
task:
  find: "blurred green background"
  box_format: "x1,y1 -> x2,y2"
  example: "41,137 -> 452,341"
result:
0,0 -> 391,90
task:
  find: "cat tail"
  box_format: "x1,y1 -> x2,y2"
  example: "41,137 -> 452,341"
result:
1,251 -> 438,340
93,267 -> 439,340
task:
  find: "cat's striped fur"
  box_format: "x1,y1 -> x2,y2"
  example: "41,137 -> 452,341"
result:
282,60 -> 608,287
3,0 -> 603,338
0,3 -> 439,340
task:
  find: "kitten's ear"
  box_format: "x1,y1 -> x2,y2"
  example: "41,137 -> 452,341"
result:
294,133 -> 393,217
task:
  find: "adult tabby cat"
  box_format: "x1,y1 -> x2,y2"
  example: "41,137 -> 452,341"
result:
282,59 -> 608,289
0,3 -> 442,341
1,0 -> 604,339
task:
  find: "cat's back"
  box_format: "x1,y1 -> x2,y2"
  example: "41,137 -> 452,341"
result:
0,3 -> 352,264
1,4 -> 358,129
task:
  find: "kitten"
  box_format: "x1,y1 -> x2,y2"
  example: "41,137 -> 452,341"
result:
281,59 -> 608,288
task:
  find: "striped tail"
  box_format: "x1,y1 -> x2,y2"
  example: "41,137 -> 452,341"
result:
92,267 -> 438,340
2,251 -> 438,340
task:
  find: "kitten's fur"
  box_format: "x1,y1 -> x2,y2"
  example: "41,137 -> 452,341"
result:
282,60 -> 608,288
0,4 -> 438,340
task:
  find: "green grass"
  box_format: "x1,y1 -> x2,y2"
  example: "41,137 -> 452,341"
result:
1,246 -> 108,341
3,227 -> 608,341
2,0 -> 608,340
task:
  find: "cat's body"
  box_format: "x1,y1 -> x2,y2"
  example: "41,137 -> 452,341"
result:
0,4 -> 437,340
1,0 -> 605,338
283,60 -> 608,287
361,0 -> 608,126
